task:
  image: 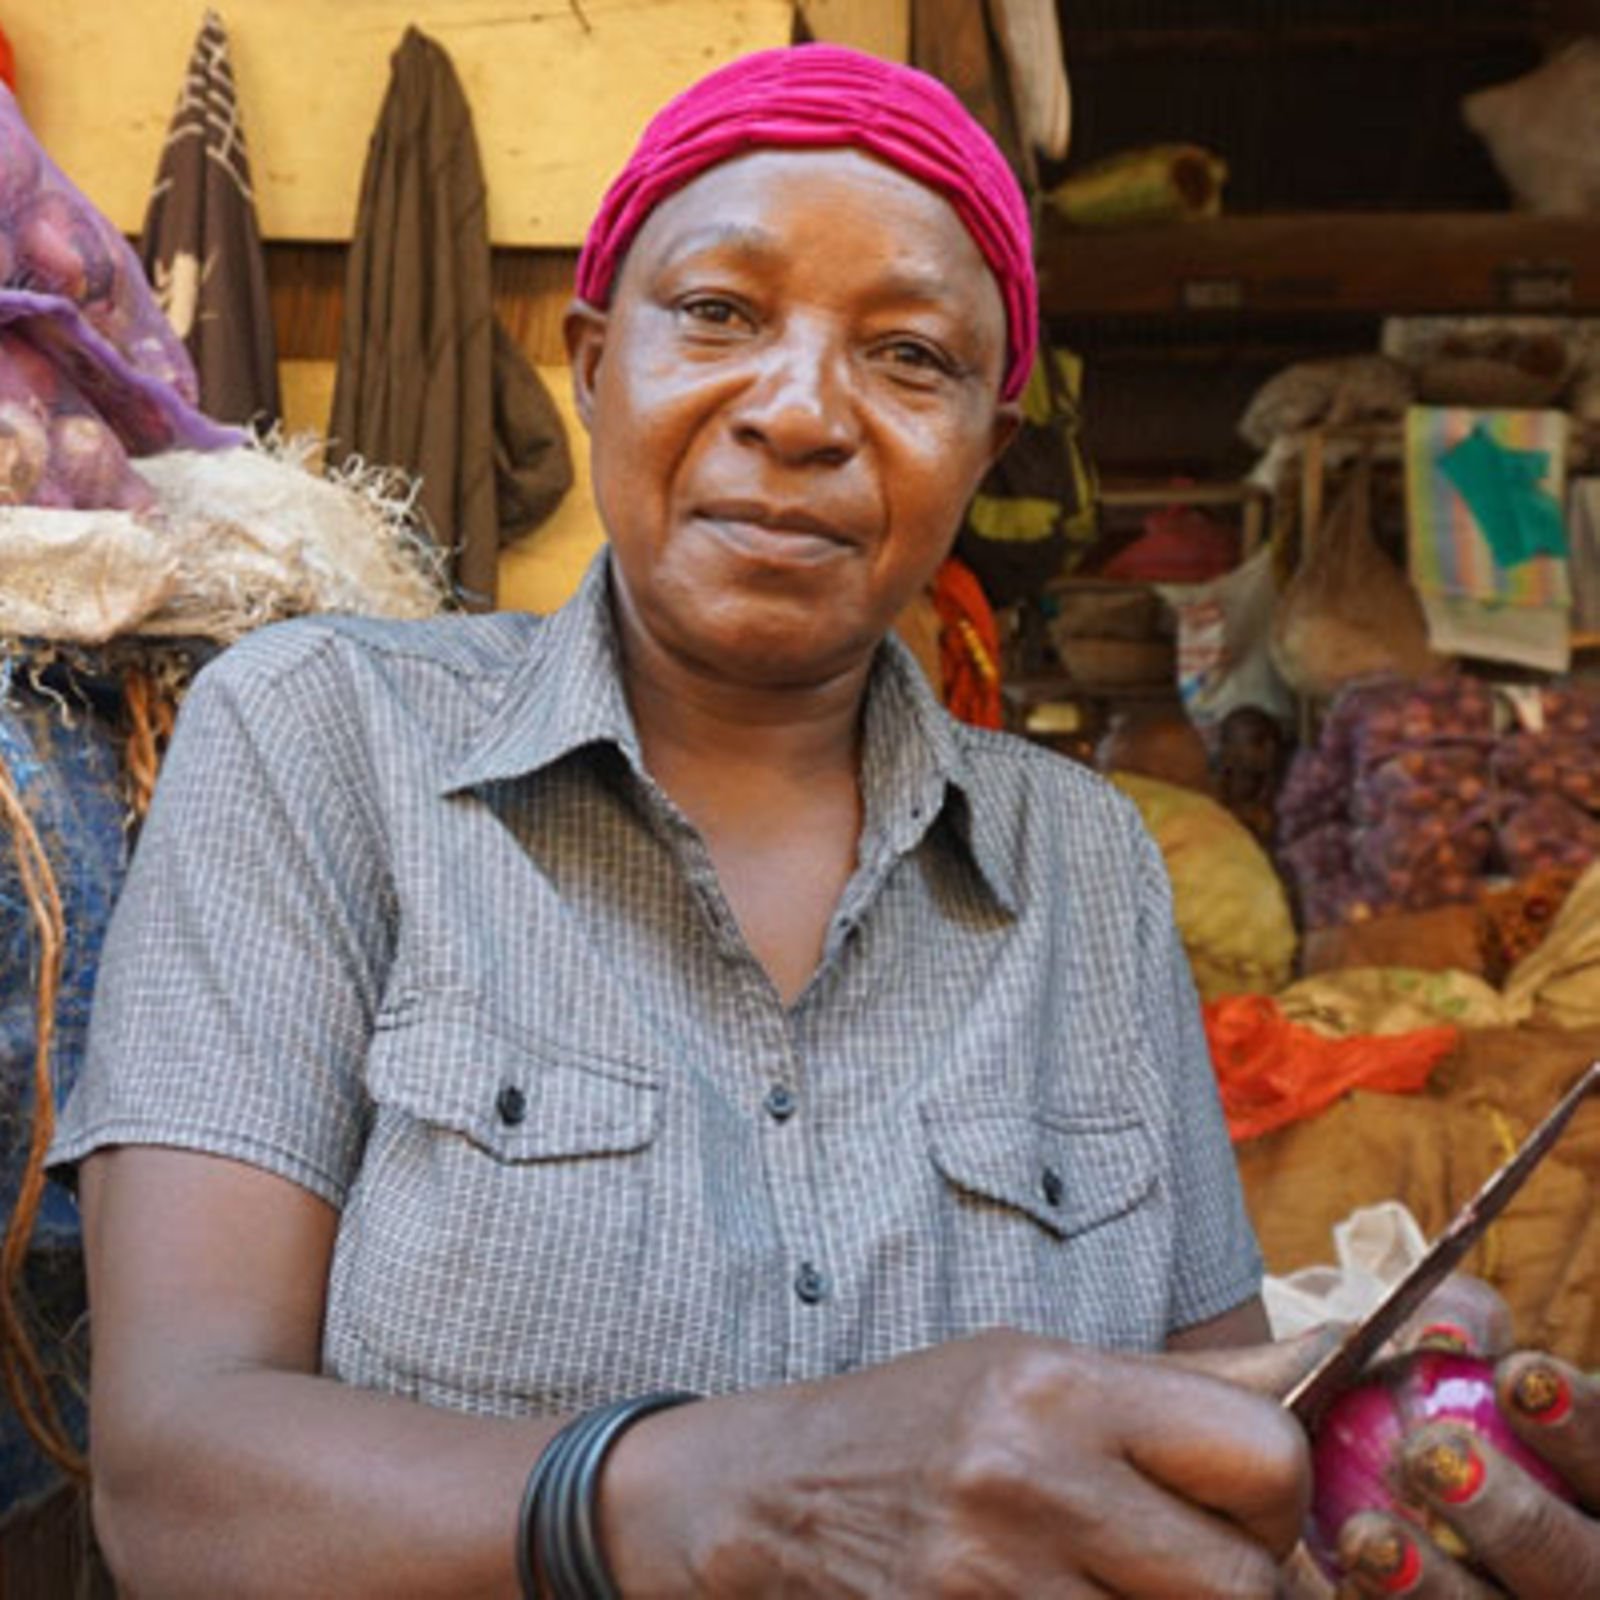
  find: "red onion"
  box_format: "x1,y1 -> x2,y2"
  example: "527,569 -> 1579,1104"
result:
1307,1350 -> 1576,1579
46,412 -> 154,512
16,191 -> 117,306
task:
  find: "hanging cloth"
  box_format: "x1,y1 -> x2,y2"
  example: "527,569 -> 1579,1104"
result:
139,9 -> 281,430
328,28 -> 570,610
932,556 -> 1005,730
1404,406 -> 1571,672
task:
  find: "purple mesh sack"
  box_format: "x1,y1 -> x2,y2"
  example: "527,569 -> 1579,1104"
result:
0,84 -> 239,511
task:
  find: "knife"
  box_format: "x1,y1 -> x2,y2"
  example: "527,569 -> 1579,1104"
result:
1285,1059 -> 1600,1429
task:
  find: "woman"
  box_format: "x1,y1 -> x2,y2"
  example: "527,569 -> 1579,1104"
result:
52,44 -> 1596,1599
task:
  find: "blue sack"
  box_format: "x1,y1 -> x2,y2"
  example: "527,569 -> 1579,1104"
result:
0,665 -> 128,1514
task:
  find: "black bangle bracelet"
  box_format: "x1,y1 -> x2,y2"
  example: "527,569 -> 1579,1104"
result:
516,1391 -> 699,1600
516,1429 -> 561,1599
541,1404 -> 603,1600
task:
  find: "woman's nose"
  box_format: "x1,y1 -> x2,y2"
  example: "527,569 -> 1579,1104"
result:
730,329 -> 860,465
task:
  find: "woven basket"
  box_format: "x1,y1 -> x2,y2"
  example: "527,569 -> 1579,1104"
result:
1056,635 -> 1176,688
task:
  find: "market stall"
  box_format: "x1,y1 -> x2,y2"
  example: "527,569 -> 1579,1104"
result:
2,2 -> 1598,1591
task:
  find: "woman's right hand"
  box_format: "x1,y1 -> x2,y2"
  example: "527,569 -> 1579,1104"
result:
602,1325 -> 1334,1598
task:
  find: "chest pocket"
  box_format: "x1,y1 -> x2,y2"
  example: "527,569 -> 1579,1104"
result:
365,996 -> 661,1160
918,1100 -> 1171,1349
326,998 -> 665,1412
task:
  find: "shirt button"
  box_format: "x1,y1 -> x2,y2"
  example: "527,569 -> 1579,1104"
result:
495,1084 -> 527,1126
763,1084 -> 797,1122
1041,1166 -> 1064,1208
794,1262 -> 830,1304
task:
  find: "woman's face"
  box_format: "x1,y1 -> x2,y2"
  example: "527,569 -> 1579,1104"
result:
567,147 -> 1020,690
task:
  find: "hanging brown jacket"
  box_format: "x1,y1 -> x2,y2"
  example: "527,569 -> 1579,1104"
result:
328,28 -> 570,609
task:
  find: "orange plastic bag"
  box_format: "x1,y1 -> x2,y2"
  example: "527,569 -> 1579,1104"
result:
1204,993 -> 1458,1142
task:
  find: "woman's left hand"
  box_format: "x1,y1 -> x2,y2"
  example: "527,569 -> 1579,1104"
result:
1333,1352 -> 1600,1597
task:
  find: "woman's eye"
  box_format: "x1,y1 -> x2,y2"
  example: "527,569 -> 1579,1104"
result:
677,295 -> 749,330
879,338 -> 957,378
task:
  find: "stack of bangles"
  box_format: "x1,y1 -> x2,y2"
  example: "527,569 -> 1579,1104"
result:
516,1391 -> 701,1598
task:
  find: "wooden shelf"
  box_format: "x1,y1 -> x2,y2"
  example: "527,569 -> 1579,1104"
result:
1039,212 -> 1600,319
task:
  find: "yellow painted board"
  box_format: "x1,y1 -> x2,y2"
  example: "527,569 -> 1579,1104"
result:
278,360 -> 338,454
497,363 -> 605,615
797,0 -> 909,60
9,0 -> 793,246
278,353 -> 598,613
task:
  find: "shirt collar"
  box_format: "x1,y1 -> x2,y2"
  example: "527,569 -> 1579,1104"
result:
863,637 -> 1021,917
440,550 -> 641,795
441,547 -> 1019,916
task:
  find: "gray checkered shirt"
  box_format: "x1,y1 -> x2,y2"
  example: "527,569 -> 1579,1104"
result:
52,552 -> 1260,1418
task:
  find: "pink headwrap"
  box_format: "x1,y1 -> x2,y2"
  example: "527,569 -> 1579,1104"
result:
576,44 -> 1037,401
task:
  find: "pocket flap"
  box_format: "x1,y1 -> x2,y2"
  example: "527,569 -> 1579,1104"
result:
368,999 -> 661,1161
920,1101 -> 1157,1238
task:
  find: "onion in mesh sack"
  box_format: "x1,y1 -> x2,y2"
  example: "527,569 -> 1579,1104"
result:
14,189 -> 118,306
45,411 -> 155,512
1307,1350 -> 1577,1580
0,397 -> 48,503
0,104 -> 41,212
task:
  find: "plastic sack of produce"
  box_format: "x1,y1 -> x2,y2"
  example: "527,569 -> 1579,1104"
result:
1333,672 -> 1496,774
1350,739 -> 1496,911
1279,673 -> 1506,925
1497,792 -> 1600,878
0,83 -> 194,398
1277,821 -> 1363,929
1277,741 -> 1353,845
1,321 -> 153,511
0,85 -> 238,512
1110,771 -> 1297,1000
1493,728 -> 1600,812
1351,743 -> 1490,828
0,673 -> 128,1512
1354,804 -> 1495,912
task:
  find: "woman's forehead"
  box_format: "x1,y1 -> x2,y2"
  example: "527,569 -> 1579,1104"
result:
618,147 -> 997,296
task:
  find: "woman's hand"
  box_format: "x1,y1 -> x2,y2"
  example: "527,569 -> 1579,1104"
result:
604,1325 -> 1335,1598
1334,1353 -> 1600,1598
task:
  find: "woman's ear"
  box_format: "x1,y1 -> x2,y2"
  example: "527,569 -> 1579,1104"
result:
987,402 -> 1022,471
563,299 -> 609,430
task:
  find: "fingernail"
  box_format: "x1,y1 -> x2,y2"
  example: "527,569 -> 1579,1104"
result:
1407,1431 -> 1485,1505
1511,1361 -> 1573,1424
1414,1320 -> 1475,1353
1351,1527 -> 1422,1594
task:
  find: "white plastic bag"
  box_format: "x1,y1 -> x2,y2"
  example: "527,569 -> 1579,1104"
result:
1262,1201 -> 1427,1339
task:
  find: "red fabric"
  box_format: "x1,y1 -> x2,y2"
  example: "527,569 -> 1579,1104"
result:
1204,993 -> 1458,1143
931,556 -> 1004,729
1100,504 -> 1240,583
575,43 -> 1037,401
0,26 -> 14,93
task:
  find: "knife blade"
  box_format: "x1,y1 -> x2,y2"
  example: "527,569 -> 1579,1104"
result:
1285,1059 -> 1599,1429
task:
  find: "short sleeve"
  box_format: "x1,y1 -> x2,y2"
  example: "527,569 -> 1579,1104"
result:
1130,826 -> 1264,1333
48,627 -> 394,1207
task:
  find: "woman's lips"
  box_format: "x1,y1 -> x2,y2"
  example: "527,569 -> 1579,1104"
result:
693,501 -> 856,564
